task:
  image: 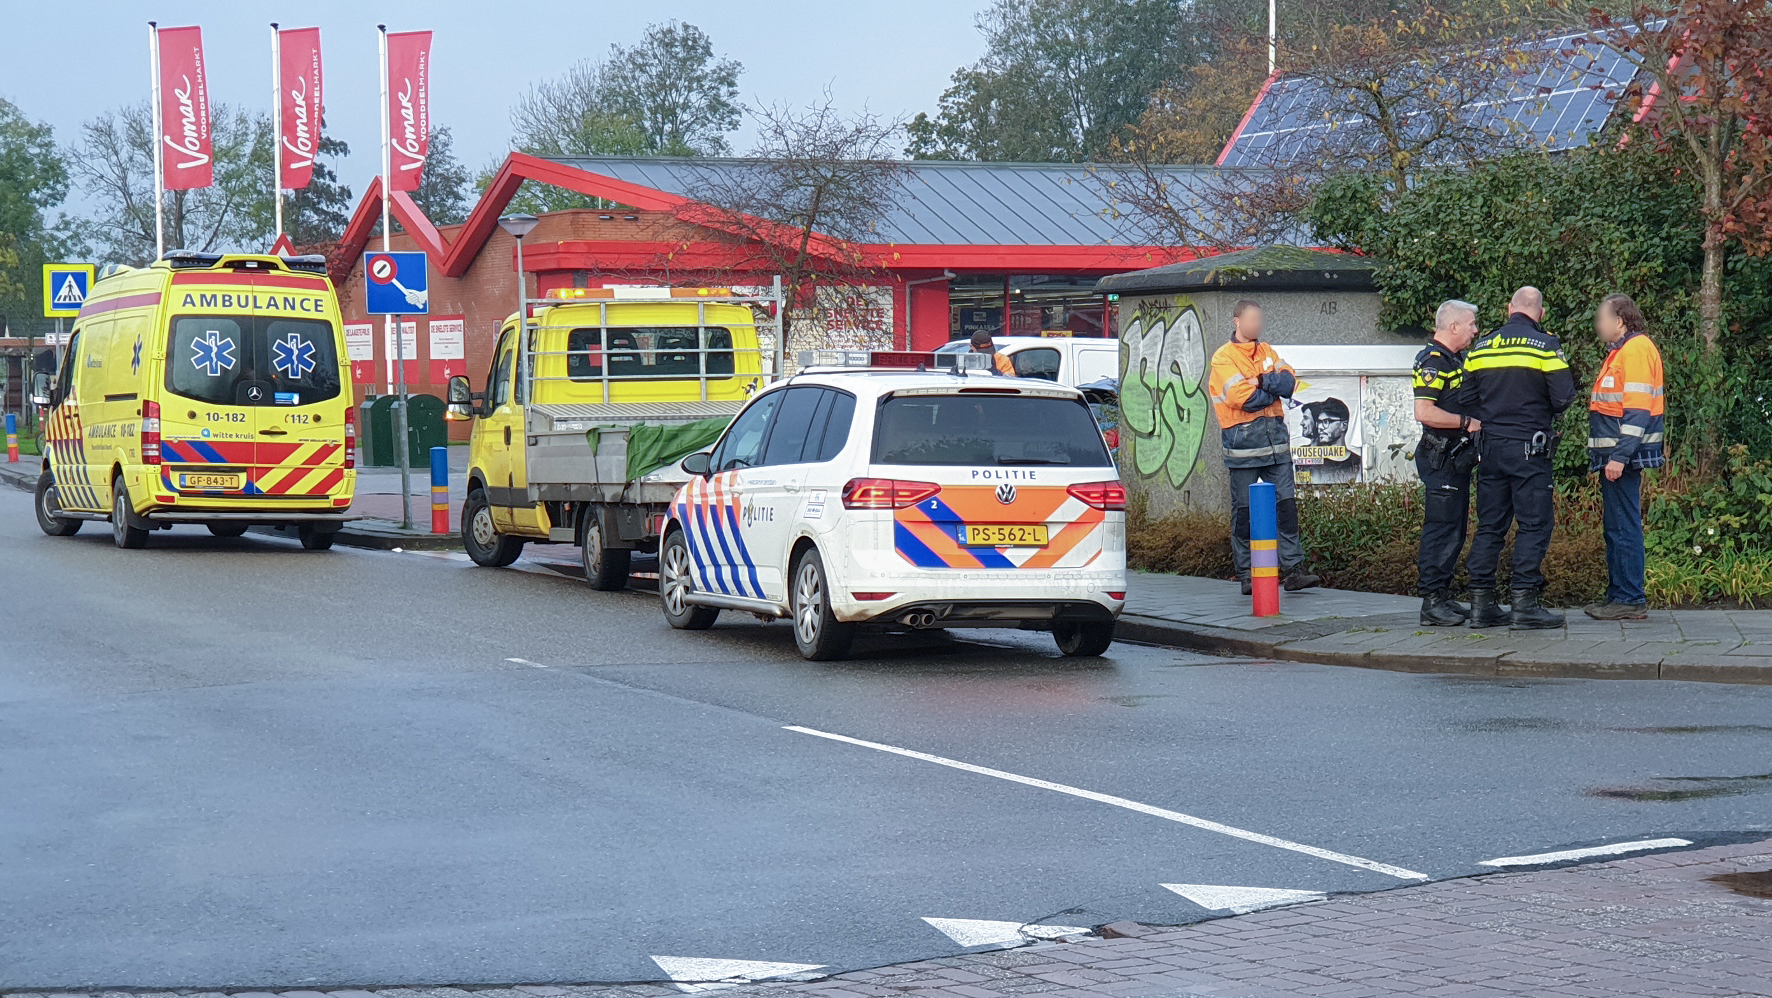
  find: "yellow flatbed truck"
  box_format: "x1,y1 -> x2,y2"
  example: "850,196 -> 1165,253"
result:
447,283 -> 782,589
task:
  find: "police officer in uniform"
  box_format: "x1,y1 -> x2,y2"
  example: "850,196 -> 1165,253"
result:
1459,287 -> 1576,629
1412,300 -> 1482,625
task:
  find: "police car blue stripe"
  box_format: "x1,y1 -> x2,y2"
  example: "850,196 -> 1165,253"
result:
678,502 -> 716,593
722,502 -> 764,599
683,499 -> 726,592
894,521 -> 947,568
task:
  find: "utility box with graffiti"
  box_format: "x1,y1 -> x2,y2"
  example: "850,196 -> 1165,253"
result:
1098,247 -> 1423,519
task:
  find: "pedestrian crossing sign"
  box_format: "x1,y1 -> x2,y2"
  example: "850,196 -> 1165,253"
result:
42,263 -> 95,318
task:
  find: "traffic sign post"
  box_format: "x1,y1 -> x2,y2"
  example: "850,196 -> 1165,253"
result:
363,251 -> 430,530
42,263 -> 95,319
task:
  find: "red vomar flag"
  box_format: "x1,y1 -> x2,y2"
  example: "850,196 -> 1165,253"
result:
156,25 -> 212,190
386,30 -> 432,192
278,27 -> 323,190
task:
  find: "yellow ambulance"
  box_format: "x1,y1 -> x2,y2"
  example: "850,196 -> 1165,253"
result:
33,251 -> 358,549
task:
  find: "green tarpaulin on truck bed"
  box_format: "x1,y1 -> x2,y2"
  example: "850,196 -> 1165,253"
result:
604,417 -> 733,481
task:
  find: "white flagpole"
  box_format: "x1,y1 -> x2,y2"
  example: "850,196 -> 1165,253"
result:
149,21 -> 165,259
1268,0 -> 1277,75
381,24 -> 412,528
271,23 -> 283,244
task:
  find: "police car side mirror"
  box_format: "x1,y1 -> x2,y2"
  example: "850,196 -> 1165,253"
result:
680,451 -> 712,477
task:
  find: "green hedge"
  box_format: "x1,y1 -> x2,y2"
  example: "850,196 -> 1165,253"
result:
1130,447 -> 1772,608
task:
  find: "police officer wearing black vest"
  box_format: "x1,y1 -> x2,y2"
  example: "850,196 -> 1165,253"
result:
1412,300 -> 1481,626
1458,286 -> 1577,629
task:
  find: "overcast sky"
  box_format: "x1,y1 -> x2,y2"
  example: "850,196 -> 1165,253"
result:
1,0 -> 993,203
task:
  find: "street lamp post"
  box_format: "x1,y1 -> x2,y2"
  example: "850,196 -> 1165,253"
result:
499,215 -> 540,411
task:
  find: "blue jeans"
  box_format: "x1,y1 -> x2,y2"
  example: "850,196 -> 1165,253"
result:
1601,467 -> 1646,605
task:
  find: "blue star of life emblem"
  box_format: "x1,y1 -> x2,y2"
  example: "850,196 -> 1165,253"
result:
131,336 -> 142,374
190,331 -> 237,378
272,333 -> 316,380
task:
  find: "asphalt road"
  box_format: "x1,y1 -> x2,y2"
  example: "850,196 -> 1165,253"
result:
3,485 -> 1771,990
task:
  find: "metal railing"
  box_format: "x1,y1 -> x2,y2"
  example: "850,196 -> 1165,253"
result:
517,278 -> 784,406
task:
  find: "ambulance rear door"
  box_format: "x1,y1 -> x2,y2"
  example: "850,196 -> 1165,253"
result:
160,310 -> 263,498
248,286 -> 349,499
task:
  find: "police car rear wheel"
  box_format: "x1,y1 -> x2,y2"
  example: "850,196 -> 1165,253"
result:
35,471 -> 80,537
791,549 -> 854,661
111,476 -> 148,549
463,487 -> 523,567
661,529 -> 718,630
581,516 -> 631,592
1053,620 -> 1115,657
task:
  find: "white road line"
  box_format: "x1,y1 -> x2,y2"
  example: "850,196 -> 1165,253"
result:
784,725 -> 1429,881
506,657 -> 549,668
1477,837 -> 1692,867
1161,883 -> 1325,913
922,917 -> 1091,947
650,955 -> 825,993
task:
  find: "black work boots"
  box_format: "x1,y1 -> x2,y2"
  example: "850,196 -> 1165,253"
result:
1419,591 -> 1469,627
1508,587 -> 1565,630
1467,589 -> 1511,628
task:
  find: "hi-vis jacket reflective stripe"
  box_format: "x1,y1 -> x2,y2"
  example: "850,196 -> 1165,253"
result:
1456,313 -> 1576,440
1209,337 -> 1293,468
1588,330 -> 1665,470
1412,340 -> 1470,441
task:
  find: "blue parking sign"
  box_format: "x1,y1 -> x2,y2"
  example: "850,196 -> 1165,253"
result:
363,251 -> 429,314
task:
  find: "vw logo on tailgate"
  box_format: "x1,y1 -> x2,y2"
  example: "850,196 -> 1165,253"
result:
995,483 -> 1017,504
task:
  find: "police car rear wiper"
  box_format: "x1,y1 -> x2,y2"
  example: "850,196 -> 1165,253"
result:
996,456 -> 1069,465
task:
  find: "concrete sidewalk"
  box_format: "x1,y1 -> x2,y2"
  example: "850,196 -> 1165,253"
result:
1119,574 -> 1772,684
7,838 -> 1770,995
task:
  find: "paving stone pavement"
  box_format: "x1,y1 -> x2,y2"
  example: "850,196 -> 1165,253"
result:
1117,574 -> 1772,684
7,840 -> 1769,998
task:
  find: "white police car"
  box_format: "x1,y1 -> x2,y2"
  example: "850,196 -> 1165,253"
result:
661,352 -> 1127,660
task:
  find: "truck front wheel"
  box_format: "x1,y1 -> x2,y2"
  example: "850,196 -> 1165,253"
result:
463,487 -> 523,567
581,514 -> 632,592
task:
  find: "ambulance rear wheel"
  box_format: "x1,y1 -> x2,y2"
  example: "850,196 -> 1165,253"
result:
581,517 -> 631,592
111,476 -> 148,550
791,549 -> 854,661
661,529 -> 719,630
298,525 -> 335,551
208,522 -> 250,538
1053,620 -> 1115,657
35,471 -> 80,536
463,487 -> 523,567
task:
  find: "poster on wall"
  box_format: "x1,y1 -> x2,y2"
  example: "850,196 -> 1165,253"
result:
790,286 -> 893,359
427,316 -> 466,384
384,320 -> 419,391
1287,375 -> 1363,485
344,323 -> 374,390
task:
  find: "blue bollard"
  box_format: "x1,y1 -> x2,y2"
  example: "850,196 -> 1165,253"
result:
429,445 -> 449,534
1249,481 -> 1280,616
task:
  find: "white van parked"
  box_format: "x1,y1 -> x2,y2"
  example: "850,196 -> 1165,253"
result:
934,336 -> 1119,387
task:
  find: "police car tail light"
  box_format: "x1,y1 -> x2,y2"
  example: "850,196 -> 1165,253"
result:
140,400 -> 161,465
344,407 -> 357,469
842,478 -> 940,509
1067,481 -> 1126,511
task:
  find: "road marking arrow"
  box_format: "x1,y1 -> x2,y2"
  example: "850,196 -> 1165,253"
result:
1478,837 -> 1692,867
922,917 -> 1091,947
650,955 -> 826,993
1161,883 -> 1326,914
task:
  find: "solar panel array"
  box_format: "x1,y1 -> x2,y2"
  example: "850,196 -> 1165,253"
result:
1218,32 -> 1640,170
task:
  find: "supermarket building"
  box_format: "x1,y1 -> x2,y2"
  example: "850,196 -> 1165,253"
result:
330,153 -> 1213,402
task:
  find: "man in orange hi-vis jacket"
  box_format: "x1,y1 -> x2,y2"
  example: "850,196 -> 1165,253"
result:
1584,293 -> 1665,620
1209,299 -> 1319,596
